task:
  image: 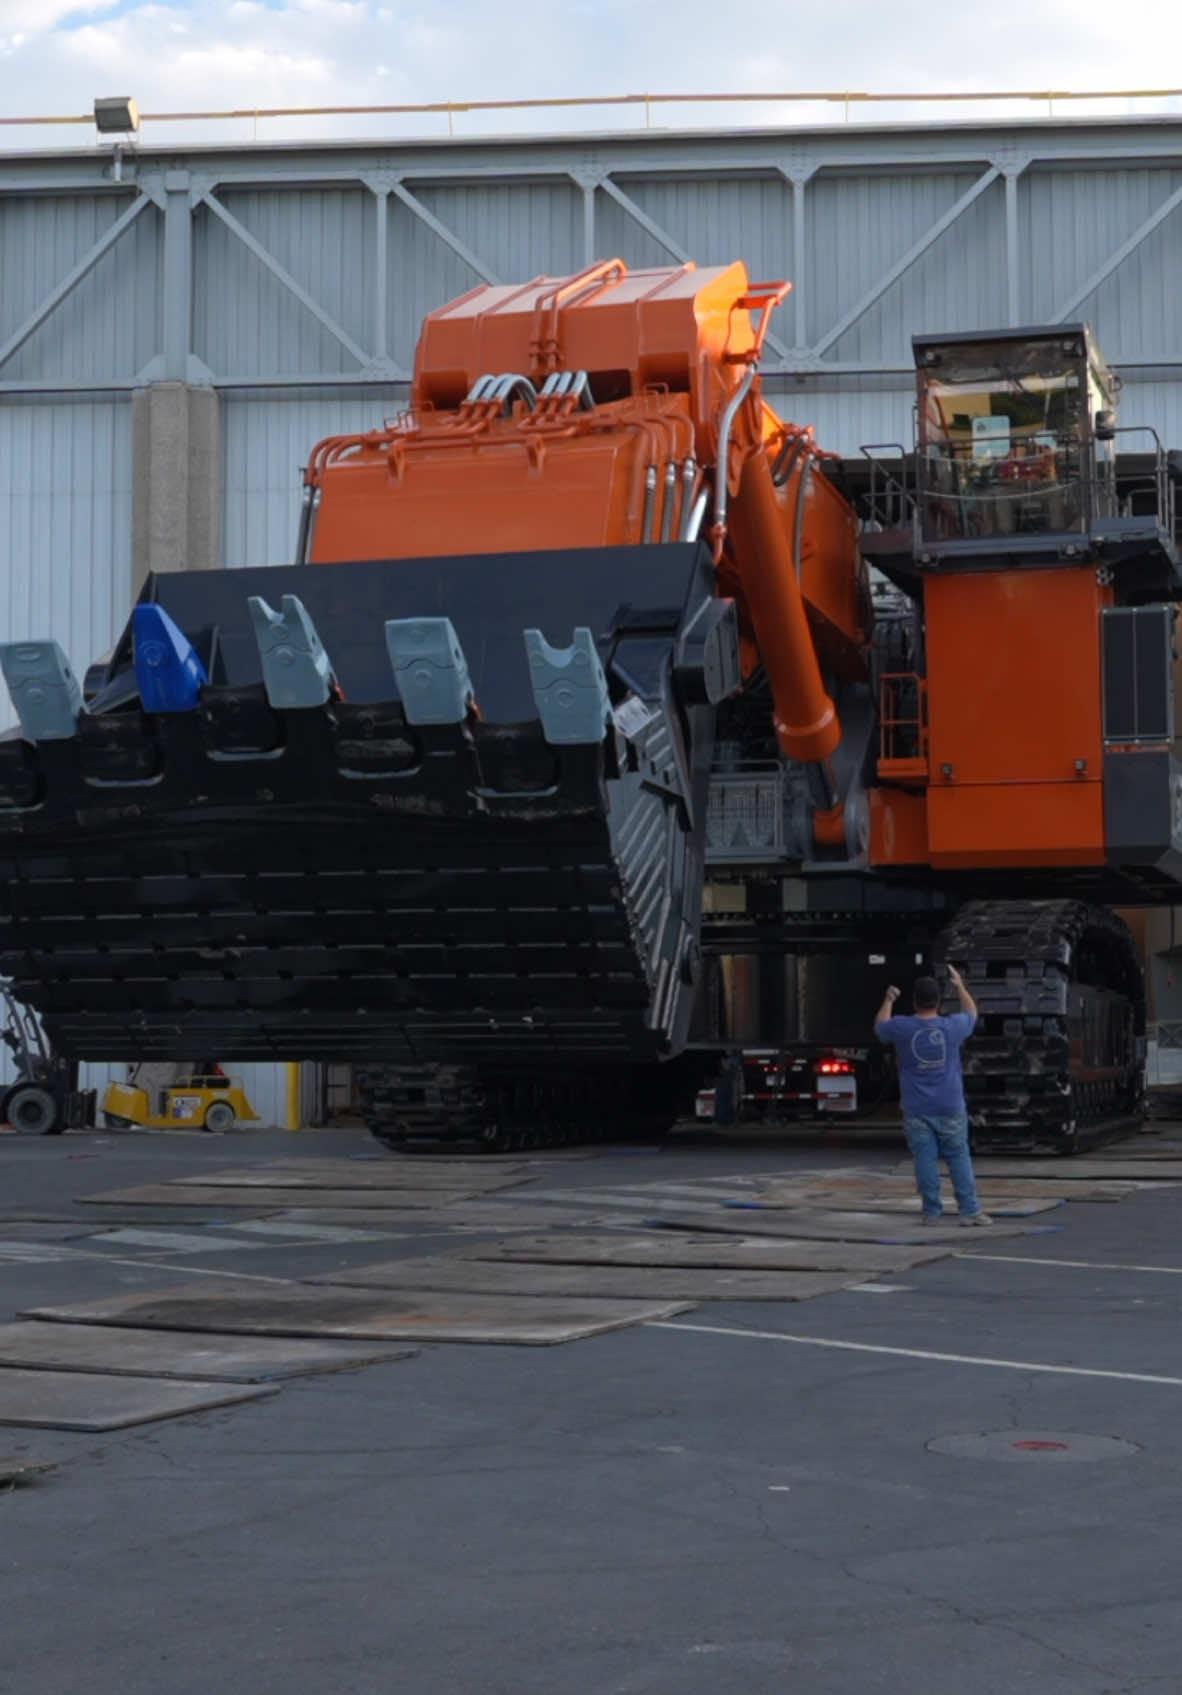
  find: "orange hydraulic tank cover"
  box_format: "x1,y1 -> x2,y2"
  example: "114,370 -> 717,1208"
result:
413,260 -> 758,418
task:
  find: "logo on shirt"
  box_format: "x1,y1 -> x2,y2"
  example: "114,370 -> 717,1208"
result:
910,1026 -> 947,1072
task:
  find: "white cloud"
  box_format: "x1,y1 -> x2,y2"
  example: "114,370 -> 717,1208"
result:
0,0 -> 118,30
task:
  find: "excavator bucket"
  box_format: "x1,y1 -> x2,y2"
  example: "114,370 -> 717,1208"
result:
0,543 -> 731,1087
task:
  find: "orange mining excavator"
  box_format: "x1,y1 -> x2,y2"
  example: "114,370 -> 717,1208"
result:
1,261 -> 1179,1150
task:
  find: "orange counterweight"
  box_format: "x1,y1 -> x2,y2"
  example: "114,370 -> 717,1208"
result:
871,564 -> 1112,871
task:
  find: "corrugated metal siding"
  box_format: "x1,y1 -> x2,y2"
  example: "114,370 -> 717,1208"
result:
0,193 -> 160,384
0,397 -> 132,724
194,188 -> 376,380
236,1064 -> 286,1129
386,192 -> 480,373
624,175 -> 793,277
1102,376 -> 1182,454
417,179 -> 584,284
767,383 -> 915,458
221,389 -> 399,566
1021,167 -> 1182,352
810,171 -> 1006,364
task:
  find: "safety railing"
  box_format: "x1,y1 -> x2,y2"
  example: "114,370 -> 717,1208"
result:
859,443 -> 915,533
1106,425 -> 1178,539
877,673 -> 928,784
10,87 -> 1182,142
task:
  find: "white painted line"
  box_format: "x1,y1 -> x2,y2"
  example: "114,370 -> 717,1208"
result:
228,1221 -> 392,1243
1,1241 -> 295,1286
526,1190 -> 691,1211
648,1320 -> 1182,1387
963,1252 -> 1182,1277
0,1241 -> 89,1263
846,1282 -> 911,1294
90,1229 -> 266,1255
90,1256 -> 295,1285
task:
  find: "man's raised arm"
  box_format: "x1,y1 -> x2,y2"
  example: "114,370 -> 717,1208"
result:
874,985 -> 901,1034
947,964 -> 977,1020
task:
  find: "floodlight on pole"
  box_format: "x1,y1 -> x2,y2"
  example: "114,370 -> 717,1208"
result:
93,97 -> 140,135
93,97 -> 139,183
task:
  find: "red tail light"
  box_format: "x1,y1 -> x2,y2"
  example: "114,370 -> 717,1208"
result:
816,1059 -> 853,1075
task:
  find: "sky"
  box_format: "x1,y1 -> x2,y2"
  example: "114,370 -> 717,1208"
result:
0,0 -> 1180,150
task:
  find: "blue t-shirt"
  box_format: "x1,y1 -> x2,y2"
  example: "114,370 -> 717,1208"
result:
875,1011 -> 976,1118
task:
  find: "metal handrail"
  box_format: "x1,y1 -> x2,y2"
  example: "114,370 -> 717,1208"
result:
859,442 -> 913,531
1106,424 -> 1176,536
11,87 -> 1182,132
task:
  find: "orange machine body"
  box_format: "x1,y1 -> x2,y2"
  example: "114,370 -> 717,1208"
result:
307,260 -> 867,774
870,566 -> 1112,873
304,258 -> 1127,882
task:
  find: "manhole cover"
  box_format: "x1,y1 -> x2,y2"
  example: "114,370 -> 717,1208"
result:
927,1430 -> 1140,1463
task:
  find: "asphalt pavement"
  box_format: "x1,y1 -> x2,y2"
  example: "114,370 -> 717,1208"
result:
1,1122 -> 1180,1695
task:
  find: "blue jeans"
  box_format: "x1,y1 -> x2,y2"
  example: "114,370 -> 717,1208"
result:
904,1113 -> 982,1217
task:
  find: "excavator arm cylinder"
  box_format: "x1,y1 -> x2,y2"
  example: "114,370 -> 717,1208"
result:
725,446 -> 841,764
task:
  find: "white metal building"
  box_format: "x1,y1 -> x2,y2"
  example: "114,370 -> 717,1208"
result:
4,112 -> 1182,1117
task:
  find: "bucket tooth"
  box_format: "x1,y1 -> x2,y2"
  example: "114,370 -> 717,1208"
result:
385,616 -> 474,725
247,592 -> 336,710
524,627 -> 610,745
133,604 -> 208,712
0,640 -> 83,741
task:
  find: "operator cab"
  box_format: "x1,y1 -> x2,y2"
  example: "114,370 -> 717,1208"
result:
915,325 -> 1112,546
861,323 -> 1181,596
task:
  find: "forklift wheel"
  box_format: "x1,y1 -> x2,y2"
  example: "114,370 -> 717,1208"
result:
203,1100 -> 236,1132
5,1084 -> 63,1136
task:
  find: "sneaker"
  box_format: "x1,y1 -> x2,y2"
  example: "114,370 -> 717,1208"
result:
919,1213 -> 945,1225
959,1212 -> 993,1227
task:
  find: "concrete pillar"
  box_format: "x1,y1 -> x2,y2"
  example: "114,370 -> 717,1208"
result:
132,382 -> 219,591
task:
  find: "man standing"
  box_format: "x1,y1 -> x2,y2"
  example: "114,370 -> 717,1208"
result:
874,966 -> 991,1227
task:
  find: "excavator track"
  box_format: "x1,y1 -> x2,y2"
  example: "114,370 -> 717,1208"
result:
936,899 -> 1145,1153
357,1057 -> 705,1151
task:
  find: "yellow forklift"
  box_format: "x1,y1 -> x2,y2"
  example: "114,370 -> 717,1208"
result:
102,1063 -> 258,1132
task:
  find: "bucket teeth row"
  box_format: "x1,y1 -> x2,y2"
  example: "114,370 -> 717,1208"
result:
1,599 -> 616,753
0,640 -> 82,741
247,593 -> 336,710
385,616 -> 474,726
523,626 -> 610,745
132,605 -> 208,712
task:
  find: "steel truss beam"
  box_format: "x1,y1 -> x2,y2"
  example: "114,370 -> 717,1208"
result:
199,189 -> 372,369
597,174 -> 794,365
2,128 -> 1182,391
0,191 -> 156,375
1052,180 -> 1182,321
386,178 -> 502,285
810,166 -> 1001,358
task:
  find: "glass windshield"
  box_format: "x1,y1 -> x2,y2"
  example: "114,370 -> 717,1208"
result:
917,338 -> 1087,542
